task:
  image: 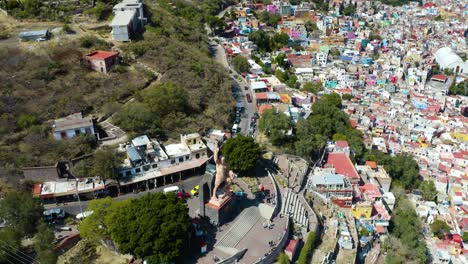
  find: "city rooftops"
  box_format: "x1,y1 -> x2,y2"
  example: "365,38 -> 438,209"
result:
132,135 -> 151,147
53,113 -> 93,132
312,173 -> 346,186
165,143 -> 191,158
251,81 -> 268,90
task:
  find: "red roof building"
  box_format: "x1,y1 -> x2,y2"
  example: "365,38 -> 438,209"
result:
326,152 -> 360,184
83,50 -> 120,74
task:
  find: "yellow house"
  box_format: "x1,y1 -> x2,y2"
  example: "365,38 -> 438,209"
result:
351,204 -> 372,219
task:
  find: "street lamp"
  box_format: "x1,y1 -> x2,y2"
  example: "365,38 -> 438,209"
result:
74,178 -> 84,217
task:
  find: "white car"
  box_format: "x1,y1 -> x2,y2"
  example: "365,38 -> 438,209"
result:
76,211 -> 94,220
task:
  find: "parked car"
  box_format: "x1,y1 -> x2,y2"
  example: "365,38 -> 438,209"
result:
253,112 -> 259,119
190,185 -> 200,196
235,117 -> 241,124
246,93 -> 252,103
76,211 -> 94,220
177,192 -> 191,199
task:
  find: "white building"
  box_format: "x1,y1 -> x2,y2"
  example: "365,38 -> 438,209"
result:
110,0 -> 146,41
434,47 -> 468,74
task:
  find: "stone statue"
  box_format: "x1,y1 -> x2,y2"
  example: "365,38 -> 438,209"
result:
211,140 -> 235,200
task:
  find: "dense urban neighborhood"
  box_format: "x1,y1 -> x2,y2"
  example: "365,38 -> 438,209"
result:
0,0 -> 466,263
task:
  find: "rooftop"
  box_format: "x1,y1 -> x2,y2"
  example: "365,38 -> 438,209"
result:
86,50 -> 119,60
110,9 -> 136,27
53,113 -> 93,132
164,143 -> 191,158
326,152 -> 360,179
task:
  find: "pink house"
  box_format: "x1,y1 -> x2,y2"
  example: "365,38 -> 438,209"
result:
83,50 -> 120,74
265,4 -> 279,13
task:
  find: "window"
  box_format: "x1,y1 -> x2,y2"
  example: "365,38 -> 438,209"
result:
152,164 -> 158,169
75,129 -> 81,136
196,153 -> 200,159
345,201 -> 352,206
85,128 -> 92,135
143,165 -> 149,171
126,171 -> 132,176
178,157 -> 184,163
185,155 -> 190,160
119,173 -> 124,177
202,152 -> 206,156
60,132 -> 67,139
171,159 -> 175,164
135,168 -> 141,173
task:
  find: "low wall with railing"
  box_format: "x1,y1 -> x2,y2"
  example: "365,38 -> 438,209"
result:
253,217 -> 290,264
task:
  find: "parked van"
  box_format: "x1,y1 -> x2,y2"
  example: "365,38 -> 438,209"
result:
163,186 -> 180,194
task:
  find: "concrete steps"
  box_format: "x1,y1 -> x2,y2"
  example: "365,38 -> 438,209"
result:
281,190 -> 309,229
215,207 -> 261,248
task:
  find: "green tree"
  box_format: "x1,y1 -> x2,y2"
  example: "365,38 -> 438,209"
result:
277,252 -> 290,264
79,197 -> 117,241
92,146 -> 123,180
388,189 -> 427,263
431,220 -> 451,239
249,30 -> 271,52
34,221 -> 57,264
143,82 -> 188,117
105,193 -> 191,262
304,21 -> 318,33
258,109 -> 291,146
273,53 -> 289,69
16,114 -> 38,130
257,11 -> 282,27
222,135 -> 262,173
297,231 -> 315,264
359,227 -> 370,237
301,81 -> 323,94
0,191 -> 43,236
463,232 -> 468,243
384,153 -> 420,190
232,56 -> 250,73
270,33 -> 290,50
343,4 -> 356,16
0,227 -> 22,264
419,180 -> 437,201
70,159 -> 94,178
449,80 -> 467,96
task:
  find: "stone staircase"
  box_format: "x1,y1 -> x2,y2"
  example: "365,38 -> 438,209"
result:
215,207 -> 262,249
281,189 -> 309,229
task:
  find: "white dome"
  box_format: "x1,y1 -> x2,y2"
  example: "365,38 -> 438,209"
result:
434,47 -> 468,73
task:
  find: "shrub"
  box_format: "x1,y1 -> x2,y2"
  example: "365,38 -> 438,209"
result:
297,231 -> 316,264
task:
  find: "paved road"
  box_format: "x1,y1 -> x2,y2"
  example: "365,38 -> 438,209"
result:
45,175 -> 202,215
209,40 -> 256,137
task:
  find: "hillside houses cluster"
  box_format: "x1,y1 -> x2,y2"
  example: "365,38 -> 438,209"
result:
220,0 -> 466,261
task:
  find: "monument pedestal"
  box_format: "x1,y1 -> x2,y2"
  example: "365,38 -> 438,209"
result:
204,192 -> 236,226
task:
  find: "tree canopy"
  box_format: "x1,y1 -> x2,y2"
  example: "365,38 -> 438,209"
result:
419,180 -> 437,201
232,56 -> 250,73
384,188 -> 427,263
297,231 -> 315,264
449,80 -> 467,96
80,193 -> 191,262
301,81 -> 323,94
34,221 -> 57,264
0,191 -> 43,236
222,136 -> 262,173
431,220 -> 451,239
91,146 -> 124,180
258,109 -> 291,146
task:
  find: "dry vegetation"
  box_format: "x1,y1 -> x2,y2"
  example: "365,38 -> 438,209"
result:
0,0 -> 236,186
